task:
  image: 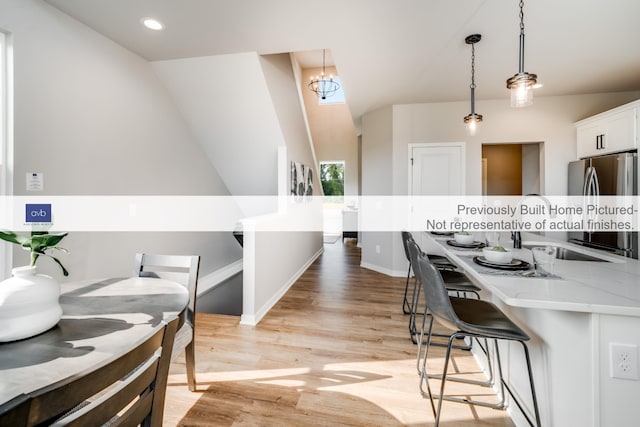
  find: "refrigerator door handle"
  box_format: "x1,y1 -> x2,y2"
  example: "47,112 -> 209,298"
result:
591,167 -> 600,196
582,167 -> 592,196
585,166 -> 599,234
620,153 -> 635,197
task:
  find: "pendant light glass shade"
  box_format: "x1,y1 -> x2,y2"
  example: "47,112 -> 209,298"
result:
464,113 -> 482,136
507,73 -> 536,108
506,0 -> 537,108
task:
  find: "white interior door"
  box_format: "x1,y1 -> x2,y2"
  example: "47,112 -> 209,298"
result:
410,143 -> 465,196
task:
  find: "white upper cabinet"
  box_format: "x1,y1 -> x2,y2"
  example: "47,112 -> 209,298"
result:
576,100 -> 638,158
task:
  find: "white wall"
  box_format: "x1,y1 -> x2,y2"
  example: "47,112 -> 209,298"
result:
151,52 -> 284,198
241,213 -> 323,325
361,91 -> 640,275
237,55 -> 323,324
360,105 -> 397,274
392,92 -> 640,197
522,144 -> 541,195
152,48 -> 324,324
261,53 -> 318,187
1,0 -> 241,280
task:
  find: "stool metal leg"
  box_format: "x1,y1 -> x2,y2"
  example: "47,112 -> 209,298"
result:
424,333 -> 541,427
416,310 -> 437,417
427,338 -> 494,387
498,342 -> 542,427
408,276 -> 421,343
433,333 -> 457,426
522,341 -> 542,427
402,263 -> 412,314
416,304 -> 433,377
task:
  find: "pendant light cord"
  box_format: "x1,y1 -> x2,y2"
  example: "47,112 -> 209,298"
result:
470,42 -> 476,90
322,49 -> 326,76
470,39 -> 477,115
518,0 -> 526,73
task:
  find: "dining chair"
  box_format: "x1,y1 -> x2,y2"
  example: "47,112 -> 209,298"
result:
412,249 -> 541,427
134,253 -> 201,392
14,316 -> 179,427
0,395 -> 30,427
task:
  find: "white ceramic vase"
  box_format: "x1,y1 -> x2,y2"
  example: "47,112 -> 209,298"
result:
0,265 -> 63,342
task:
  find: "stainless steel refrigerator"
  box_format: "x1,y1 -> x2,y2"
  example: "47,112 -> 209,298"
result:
568,151 -> 637,258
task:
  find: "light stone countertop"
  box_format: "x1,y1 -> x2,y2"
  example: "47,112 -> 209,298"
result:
425,232 -> 640,317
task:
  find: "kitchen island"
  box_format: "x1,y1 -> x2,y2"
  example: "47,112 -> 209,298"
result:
418,231 -> 640,427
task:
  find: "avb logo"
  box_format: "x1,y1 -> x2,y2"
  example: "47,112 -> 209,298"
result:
25,204 -> 52,223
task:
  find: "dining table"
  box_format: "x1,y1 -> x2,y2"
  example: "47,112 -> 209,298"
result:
0,276 -> 189,407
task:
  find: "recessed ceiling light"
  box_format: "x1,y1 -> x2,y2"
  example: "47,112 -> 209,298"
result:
141,17 -> 164,31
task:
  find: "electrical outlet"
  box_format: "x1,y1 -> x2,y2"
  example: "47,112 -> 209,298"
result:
375,245 -> 381,254
610,343 -> 639,380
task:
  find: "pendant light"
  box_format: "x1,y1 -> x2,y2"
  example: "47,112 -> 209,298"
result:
506,0 -> 537,108
463,34 -> 482,136
308,49 -> 340,100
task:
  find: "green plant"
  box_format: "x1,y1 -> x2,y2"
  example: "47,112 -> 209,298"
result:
320,162 -> 344,196
0,230 -> 69,276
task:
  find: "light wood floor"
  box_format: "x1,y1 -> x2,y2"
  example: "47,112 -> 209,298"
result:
164,239 -> 514,426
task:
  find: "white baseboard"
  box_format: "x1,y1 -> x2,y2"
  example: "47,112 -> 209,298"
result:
360,261 -> 405,277
240,247 -> 324,326
197,259 -> 243,297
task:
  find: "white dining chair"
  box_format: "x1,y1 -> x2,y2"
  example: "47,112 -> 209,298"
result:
134,253 -> 201,392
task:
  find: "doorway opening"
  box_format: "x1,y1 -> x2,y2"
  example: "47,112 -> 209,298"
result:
481,143 -> 542,195
320,161 -> 345,242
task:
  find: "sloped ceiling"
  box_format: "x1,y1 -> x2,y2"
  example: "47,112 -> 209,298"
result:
45,0 -> 640,124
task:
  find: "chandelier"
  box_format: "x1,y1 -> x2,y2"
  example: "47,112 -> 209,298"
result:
463,34 -> 482,136
308,49 -> 340,100
506,0 -> 538,107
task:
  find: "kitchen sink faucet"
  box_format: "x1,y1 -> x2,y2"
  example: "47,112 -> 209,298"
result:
512,194 -> 556,249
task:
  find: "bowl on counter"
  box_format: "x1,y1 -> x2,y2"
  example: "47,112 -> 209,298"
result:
454,232 -> 475,245
482,246 -> 514,264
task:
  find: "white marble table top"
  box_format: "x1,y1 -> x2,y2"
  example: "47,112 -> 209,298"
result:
0,276 -> 188,406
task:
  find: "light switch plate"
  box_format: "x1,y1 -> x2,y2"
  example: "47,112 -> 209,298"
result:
26,172 -> 43,191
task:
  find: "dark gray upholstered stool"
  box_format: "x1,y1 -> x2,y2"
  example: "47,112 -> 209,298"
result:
401,231 -> 457,314
403,232 -> 480,345
412,247 -> 541,427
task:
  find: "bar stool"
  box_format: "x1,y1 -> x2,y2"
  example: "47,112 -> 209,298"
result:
404,233 -> 481,345
401,231 -> 456,315
412,247 -> 541,427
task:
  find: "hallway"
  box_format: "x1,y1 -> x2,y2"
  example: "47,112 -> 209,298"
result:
164,239 -> 513,426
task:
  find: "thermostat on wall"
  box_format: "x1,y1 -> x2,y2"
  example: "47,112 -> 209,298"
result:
26,172 -> 43,191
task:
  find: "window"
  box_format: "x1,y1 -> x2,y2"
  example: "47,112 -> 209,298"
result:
320,161 -> 345,236
0,31 -> 6,184
0,30 -> 11,279
319,161 -> 345,196
318,77 -> 345,105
